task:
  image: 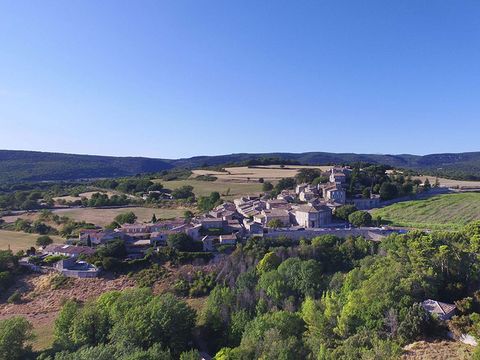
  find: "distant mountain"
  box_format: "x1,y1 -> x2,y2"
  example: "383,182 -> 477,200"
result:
0,150 -> 174,183
1,149 -> 480,183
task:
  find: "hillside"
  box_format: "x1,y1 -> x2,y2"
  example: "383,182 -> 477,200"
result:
372,193 -> 480,230
2,149 -> 480,183
0,150 -> 174,182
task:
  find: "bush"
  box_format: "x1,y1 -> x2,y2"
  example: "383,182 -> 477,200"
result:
7,290 -> 22,304
36,235 -> 53,247
132,264 -> 167,288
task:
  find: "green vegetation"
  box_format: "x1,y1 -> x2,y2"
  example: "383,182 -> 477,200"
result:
373,193 -> 480,230
348,210 -> 372,227
0,317 -> 34,360
50,289 -> 196,359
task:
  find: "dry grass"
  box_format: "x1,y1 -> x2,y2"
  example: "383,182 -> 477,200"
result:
192,165 -> 332,182
412,176 -> 480,189
51,207 -> 185,226
157,179 -> 263,200
0,230 -> 64,252
402,340 -> 473,359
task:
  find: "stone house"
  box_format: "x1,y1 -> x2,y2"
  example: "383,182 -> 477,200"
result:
294,203 -> 332,228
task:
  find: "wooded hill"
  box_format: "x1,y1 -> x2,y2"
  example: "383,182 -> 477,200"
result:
1,149 -> 480,183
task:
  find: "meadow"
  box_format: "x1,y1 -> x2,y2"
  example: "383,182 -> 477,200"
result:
372,192 -> 480,230
0,230 -> 64,252
51,207 -> 185,227
157,179 -> 263,200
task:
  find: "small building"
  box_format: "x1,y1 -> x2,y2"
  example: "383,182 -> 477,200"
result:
121,223 -> 152,234
322,183 -> 346,204
261,209 -> 291,227
54,257 -> 99,278
421,299 -> 456,320
219,234 -> 237,246
43,244 -> 95,258
294,203 -> 332,228
351,195 -> 381,210
200,218 -> 225,230
79,229 -> 123,246
243,219 -> 264,234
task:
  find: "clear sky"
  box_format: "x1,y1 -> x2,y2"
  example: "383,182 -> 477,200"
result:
0,1 -> 479,159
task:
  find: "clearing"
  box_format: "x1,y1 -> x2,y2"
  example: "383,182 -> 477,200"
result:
372,193 -> 480,230
402,340 -> 473,359
157,179 -> 263,200
51,207 -> 185,227
192,165 -> 332,182
0,230 -> 64,252
1,207 -> 186,228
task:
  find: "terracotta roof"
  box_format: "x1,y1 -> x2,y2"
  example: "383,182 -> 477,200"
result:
422,299 -> 456,317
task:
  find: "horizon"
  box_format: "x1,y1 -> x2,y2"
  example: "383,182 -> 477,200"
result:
1,1 -> 480,158
2,147 -> 480,160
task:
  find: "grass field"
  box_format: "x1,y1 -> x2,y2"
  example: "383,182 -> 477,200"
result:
0,230 -> 64,252
51,207 -> 185,226
192,165 -> 332,182
372,193 -> 480,230
157,179 -> 263,200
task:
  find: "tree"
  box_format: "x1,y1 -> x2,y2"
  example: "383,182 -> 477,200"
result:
334,205 -> 357,221
0,317 -> 34,360
275,178 -> 296,192
167,233 -> 193,251
183,210 -> 194,221
36,235 -> 53,247
114,212 -> 137,225
295,168 -> 322,184
348,211 -> 372,227
362,188 -> 371,199
423,178 -> 431,191
172,186 -> 195,200
151,213 -> 157,223
262,182 -> 274,192
397,303 -> 431,344
180,349 -> 201,360
379,182 -> 398,200
54,300 -> 79,350
267,219 -> 283,229
258,178 -> 265,183
256,252 -> 281,274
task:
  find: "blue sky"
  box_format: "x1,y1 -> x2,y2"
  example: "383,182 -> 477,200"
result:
0,1 -> 479,159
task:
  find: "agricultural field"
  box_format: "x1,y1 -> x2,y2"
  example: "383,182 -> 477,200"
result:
157,179 -> 264,200
0,230 -> 63,252
51,207 -> 185,227
192,165 -> 332,182
1,207 -> 185,228
372,193 -> 480,230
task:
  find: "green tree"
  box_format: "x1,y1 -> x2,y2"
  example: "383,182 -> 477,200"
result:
167,233 -> 193,251
379,182 -> 398,200
256,251 -> 281,274
348,211 -> 372,227
172,186 -> 195,200
151,213 -> 157,223
0,317 -> 34,360
423,178 -> 431,190
114,211 -> 137,225
54,299 -> 79,350
183,210 -> 194,221
36,235 -> 53,247
267,219 -> 283,229
262,182 -> 274,192
334,205 -> 357,221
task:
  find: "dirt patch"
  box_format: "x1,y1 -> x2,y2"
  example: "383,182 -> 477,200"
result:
402,340 -> 474,359
0,273 -> 136,349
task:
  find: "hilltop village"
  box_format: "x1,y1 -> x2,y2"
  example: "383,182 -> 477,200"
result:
24,165 -> 434,278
